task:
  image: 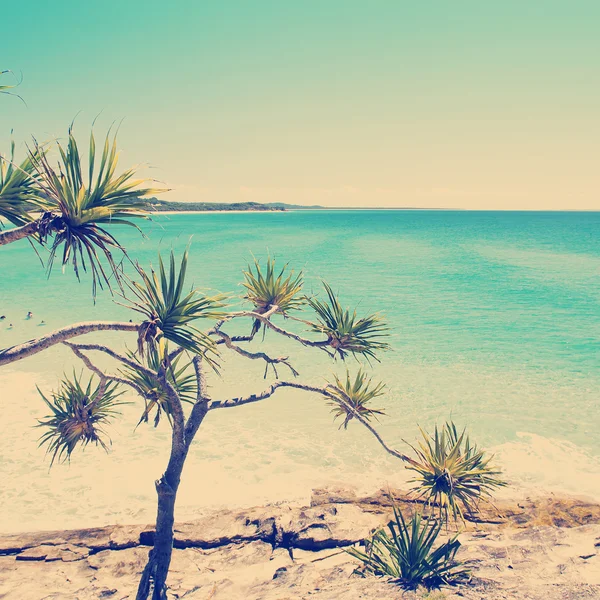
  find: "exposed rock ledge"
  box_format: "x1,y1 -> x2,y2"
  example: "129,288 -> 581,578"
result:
1,488 -> 599,599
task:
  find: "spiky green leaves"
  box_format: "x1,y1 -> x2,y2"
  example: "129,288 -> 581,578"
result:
242,257 -> 304,335
126,249 -> 227,363
120,344 -> 197,428
0,141 -> 47,228
37,373 -> 124,465
347,504 -> 469,587
27,127 -> 165,295
407,422 -> 506,522
327,369 -> 386,429
308,282 -> 390,361
242,257 -> 304,313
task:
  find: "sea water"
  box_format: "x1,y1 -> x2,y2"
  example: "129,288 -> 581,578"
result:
0,210 -> 599,532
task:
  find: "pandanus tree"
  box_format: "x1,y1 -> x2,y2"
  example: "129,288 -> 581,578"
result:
0,127 -> 405,597
1,123 -> 506,598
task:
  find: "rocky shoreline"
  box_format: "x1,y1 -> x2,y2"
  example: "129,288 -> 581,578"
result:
1,488 -> 599,599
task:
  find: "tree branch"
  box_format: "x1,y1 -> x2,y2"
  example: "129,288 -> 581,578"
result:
65,342 -> 158,382
208,380 -> 414,465
214,329 -> 299,379
63,341 -> 147,399
0,221 -> 39,246
219,307 -> 331,350
183,356 -> 210,449
62,341 -> 110,404
0,321 -> 139,367
157,363 -> 185,451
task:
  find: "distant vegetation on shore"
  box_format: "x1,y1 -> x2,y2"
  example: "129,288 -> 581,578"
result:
148,199 -> 323,212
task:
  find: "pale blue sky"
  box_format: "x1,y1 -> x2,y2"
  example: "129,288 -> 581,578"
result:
2,1 -> 599,208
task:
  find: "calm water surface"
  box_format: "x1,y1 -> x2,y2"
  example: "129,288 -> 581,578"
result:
1,210 -> 599,531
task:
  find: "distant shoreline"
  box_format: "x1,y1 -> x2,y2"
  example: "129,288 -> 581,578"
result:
151,206 -> 600,213
154,210 -> 288,215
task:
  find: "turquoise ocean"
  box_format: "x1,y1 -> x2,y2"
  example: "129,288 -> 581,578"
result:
1,210 -> 599,532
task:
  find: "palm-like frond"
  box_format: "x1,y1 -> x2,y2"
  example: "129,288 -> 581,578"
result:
0,140 -> 48,228
125,249 -> 227,364
242,257 -> 304,335
27,127 -> 166,295
326,368 -> 386,429
407,422 -> 507,522
308,282 -> 390,361
0,70 -> 23,102
37,373 -> 125,465
120,343 -> 197,428
347,504 -> 469,587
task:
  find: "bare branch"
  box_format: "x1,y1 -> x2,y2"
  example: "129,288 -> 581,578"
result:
0,321 -> 139,367
63,341 -> 106,379
209,381 -> 288,410
183,356 -> 210,448
214,330 -> 299,379
65,342 -> 159,382
0,221 -> 39,246
62,341 -> 110,405
167,346 -> 185,363
208,380 -> 414,465
157,363 -> 185,450
63,341 -> 148,399
219,309 -> 331,350
192,355 -> 208,404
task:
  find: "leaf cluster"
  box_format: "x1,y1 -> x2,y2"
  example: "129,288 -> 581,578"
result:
120,344 -> 197,428
407,422 -> 507,521
37,373 -> 124,465
27,128 -> 164,294
308,282 -> 390,361
126,249 -> 227,363
347,503 -> 469,587
242,257 -> 304,335
0,140 -> 47,228
327,368 -> 386,429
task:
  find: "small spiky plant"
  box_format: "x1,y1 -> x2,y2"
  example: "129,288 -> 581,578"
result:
0,141 -> 47,228
27,127 -> 165,295
308,282 -> 390,361
407,422 -> 506,522
347,503 -> 469,588
327,368 -> 386,429
126,249 -> 227,364
120,343 -> 197,427
37,373 -> 124,465
242,257 -> 304,335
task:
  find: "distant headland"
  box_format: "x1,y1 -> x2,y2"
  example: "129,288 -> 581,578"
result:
147,199 -> 324,212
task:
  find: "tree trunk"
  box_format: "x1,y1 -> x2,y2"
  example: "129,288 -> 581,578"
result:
136,361 -> 210,600
136,408 -> 209,597
136,471 -> 182,600
0,221 -> 38,246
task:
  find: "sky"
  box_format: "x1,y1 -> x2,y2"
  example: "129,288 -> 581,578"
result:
1,1 -> 599,209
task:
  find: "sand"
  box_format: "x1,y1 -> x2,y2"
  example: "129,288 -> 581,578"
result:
1,488 -> 599,599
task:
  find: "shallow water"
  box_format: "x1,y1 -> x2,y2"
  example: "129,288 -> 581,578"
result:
1,210 -> 599,532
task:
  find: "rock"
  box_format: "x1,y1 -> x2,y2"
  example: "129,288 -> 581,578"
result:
3,489 -> 600,599
58,544 -> 90,562
15,543 -> 89,563
311,487 -> 359,506
108,525 -> 145,550
284,504 -> 382,550
0,524 -> 143,556
140,507 -> 273,549
272,566 -> 287,580
16,545 -> 55,561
